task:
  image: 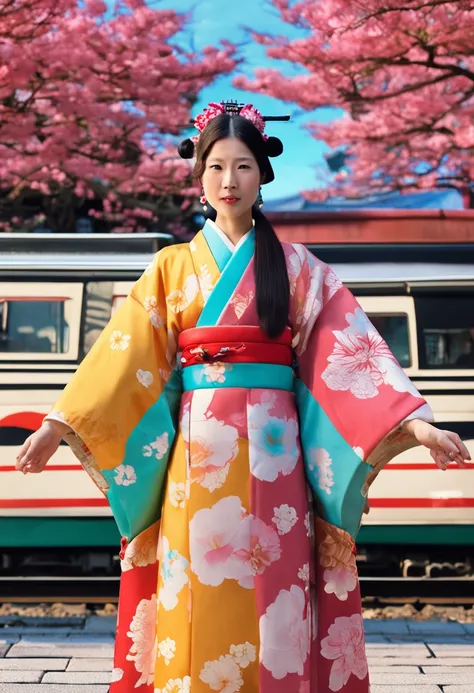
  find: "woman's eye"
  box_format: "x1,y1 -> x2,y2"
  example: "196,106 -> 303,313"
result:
239,165 -> 250,169
209,164 -> 222,170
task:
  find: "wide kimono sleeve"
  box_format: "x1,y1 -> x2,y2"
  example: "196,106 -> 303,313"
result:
289,244 -> 433,538
46,248 -> 182,541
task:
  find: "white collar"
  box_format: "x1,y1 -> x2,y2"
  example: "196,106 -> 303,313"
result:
207,219 -> 251,254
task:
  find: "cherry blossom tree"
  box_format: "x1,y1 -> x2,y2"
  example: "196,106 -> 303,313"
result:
235,0 -> 474,201
0,0 -> 236,232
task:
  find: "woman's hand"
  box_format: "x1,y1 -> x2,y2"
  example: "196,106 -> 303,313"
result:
402,419 -> 471,470
16,421 -> 63,475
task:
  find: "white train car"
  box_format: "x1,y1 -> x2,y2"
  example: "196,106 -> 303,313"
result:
1,234 -> 473,574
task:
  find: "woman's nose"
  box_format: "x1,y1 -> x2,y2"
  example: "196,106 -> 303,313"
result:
222,169 -> 237,189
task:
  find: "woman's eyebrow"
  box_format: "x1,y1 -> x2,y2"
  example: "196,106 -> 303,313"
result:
208,157 -> 254,162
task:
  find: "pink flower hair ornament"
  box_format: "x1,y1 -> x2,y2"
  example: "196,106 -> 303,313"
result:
177,100 -> 289,165
192,102 -> 267,143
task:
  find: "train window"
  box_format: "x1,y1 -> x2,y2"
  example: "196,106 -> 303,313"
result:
368,314 -> 411,367
83,282 -> 114,356
415,296 -> 474,369
0,298 -> 70,354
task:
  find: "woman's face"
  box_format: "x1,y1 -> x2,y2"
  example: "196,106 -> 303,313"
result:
201,137 -> 262,218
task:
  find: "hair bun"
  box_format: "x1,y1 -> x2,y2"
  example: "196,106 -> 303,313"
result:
178,138 -> 195,159
265,136 -> 283,158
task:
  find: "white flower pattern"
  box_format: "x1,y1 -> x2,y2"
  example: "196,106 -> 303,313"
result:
322,308 -> 421,399
143,432 -> 169,460
125,596 -> 157,687
200,654 -> 243,692
272,504 -> 298,535
157,637 -> 176,665
114,464 -> 136,487
168,480 -> 187,508
109,330 -> 131,351
229,642 -> 256,669
307,448 -> 334,495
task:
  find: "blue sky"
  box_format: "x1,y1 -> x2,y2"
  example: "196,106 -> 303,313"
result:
148,0 -> 342,200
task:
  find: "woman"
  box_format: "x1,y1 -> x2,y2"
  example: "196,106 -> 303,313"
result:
16,101 -> 469,693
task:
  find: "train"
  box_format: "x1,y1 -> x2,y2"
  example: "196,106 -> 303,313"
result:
1,232 -> 473,580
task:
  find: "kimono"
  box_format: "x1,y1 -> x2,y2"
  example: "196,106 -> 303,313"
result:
49,219 -> 432,693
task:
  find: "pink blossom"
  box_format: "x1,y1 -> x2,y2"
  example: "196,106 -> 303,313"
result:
260,585 -> 310,679
0,0 -> 237,232
320,614 -> 368,692
237,1 -> 474,199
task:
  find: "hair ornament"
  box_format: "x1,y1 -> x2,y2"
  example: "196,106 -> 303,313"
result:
189,100 -> 290,146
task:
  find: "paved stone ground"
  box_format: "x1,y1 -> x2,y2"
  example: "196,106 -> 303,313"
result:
1,614 -> 474,692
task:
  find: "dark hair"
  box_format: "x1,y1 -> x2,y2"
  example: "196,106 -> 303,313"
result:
179,114 -> 289,338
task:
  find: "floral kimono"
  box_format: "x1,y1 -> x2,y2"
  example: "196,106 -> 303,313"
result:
49,219 -> 432,693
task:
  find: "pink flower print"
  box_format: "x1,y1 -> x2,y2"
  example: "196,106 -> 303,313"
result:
322,308 -> 420,399
324,270 -> 343,300
125,596 -> 157,687
324,567 -> 357,602
287,249 -> 304,296
260,585 -> 310,679
231,291 -> 254,319
320,614 -> 368,691
199,654 -> 243,693
233,516 -> 281,587
189,496 -> 248,587
190,418 -> 238,491
248,402 -> 299,482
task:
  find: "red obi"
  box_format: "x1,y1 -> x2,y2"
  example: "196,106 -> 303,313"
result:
178,325 -> 293,368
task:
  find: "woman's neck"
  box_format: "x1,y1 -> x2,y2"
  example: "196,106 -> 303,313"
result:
214,211 -> 253,246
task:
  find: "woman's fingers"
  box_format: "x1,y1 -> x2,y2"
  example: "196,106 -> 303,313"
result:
430,449 -> 450,470
444,430 -> 471,461
15,438 -> 32,471
435,429 -> 459,457
439,430 -> 470,467
25,459 -> 44,474
430,431 -> 471,469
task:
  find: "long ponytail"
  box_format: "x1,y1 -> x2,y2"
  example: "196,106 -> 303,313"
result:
253,207 -> 289,339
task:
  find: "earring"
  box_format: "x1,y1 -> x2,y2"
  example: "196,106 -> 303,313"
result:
200,189 -> 208,212
257,186 -> 263,209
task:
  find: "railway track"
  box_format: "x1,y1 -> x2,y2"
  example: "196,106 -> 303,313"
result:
0,575 -> 120,603
1,575 -> 474,605
360,576 -> 474,605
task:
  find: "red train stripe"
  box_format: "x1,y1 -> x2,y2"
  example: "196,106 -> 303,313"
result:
0,412 -> 45,430
370,498 -> 474,508
0,499 -> 108,508
2,463 -> 472,473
